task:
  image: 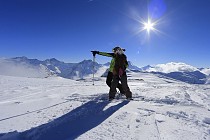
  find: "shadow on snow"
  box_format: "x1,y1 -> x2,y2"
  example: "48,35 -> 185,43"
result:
0,94 -> 129,140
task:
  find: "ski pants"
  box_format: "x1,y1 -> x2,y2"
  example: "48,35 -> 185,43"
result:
106,71 -> 124,94
109,73 -> 132,98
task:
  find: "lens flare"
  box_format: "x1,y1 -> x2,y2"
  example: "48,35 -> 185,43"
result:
139,17 -> 159,35
130,16 -> 164,39
143,19 -> 155,33
128,5 -> 167,39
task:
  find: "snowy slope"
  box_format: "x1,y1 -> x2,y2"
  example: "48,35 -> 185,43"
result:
200,68 -> 210,76
0,72 -> 209,140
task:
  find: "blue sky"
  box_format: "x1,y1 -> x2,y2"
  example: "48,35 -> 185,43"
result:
0,0 -> 210,68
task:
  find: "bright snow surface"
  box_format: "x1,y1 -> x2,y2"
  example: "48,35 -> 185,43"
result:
0,71 -> 210,140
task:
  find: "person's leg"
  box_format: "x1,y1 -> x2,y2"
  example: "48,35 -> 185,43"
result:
109,75 -> 119,99
120,74 -> 132,98
117,83 -> 124,94
107,71 -> 124,94
106,71 -> 113,87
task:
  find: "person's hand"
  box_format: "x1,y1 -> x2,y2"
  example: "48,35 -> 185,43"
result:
91,51 -> 99,56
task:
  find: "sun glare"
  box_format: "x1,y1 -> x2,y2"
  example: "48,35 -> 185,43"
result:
132,17 -> 159,37
143,20 -> 155,33
131,14 -> 165,38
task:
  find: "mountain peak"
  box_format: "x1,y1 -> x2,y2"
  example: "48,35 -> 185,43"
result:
48,58 -> 60,62
127,61 -> 141,71
146,62 -> 198,73
12,56 -> 29,61
80,59 -> 92,63
44,58 -> 63,64
79,59 -> 94,65
141,65 -> 153,71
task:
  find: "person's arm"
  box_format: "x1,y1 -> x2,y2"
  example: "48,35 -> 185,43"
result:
91,51 -> 114,57
98,52 -> 114,57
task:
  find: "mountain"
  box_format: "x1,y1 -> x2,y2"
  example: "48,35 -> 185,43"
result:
199,68 -> 210,76
128,61 -> 142,71
141,65 -> 153,71
0,57 -> 209,84
65,60 -> 102,79
0,57 -> 103,79
0,57 -> 141,79
142,62 -> 209,84
0,57 -> 51,78
103,62 -> 110,67
144,62 -> 199,73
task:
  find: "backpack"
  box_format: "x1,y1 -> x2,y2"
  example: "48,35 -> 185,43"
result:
114,54 -> 128,77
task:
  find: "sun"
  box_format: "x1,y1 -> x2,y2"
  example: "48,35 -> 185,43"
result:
143,19 -> 155,33
131,15 -> 164,38
133,17 -> 159,36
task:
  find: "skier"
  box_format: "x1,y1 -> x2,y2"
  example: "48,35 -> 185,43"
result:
91,47 -> 124,94
91,46 -> 132,100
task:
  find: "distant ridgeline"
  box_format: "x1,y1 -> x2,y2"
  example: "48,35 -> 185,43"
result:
0,57 -> 209,84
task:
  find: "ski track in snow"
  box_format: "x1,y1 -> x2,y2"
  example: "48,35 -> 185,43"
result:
0,73 -> 210,140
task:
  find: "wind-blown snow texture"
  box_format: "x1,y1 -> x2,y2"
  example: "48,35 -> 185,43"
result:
0,71 -> 210,140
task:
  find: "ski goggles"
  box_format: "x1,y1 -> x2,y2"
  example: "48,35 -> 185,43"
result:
112,47 -> 125,53
114,48 -> 125,55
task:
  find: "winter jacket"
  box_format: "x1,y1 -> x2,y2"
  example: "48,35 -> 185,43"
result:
98,52 -> 128,74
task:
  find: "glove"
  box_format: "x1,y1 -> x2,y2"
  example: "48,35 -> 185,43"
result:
91,51 -> 99,56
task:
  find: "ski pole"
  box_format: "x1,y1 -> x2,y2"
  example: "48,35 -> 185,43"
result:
92,54 -> 95,85
91,51 -> 96,85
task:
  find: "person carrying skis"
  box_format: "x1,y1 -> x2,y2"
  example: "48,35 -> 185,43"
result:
91,46 -> 132,100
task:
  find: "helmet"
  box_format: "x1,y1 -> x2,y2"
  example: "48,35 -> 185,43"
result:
112,46 -> 125,53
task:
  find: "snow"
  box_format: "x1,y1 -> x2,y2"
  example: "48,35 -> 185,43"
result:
0,72 -> 210,140
55,67 -> 61,74
206,77 -> 210,84
201,68 -> 210,76
0,59 -> 49,78
146,62 -> 199,73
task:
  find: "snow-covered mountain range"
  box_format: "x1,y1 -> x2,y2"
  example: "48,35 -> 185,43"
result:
0,57 -> 209,84
144,62 -> 210,84
0,57 -> 102,79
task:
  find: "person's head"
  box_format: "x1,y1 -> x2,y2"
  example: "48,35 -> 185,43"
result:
112,46 -> 125,55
